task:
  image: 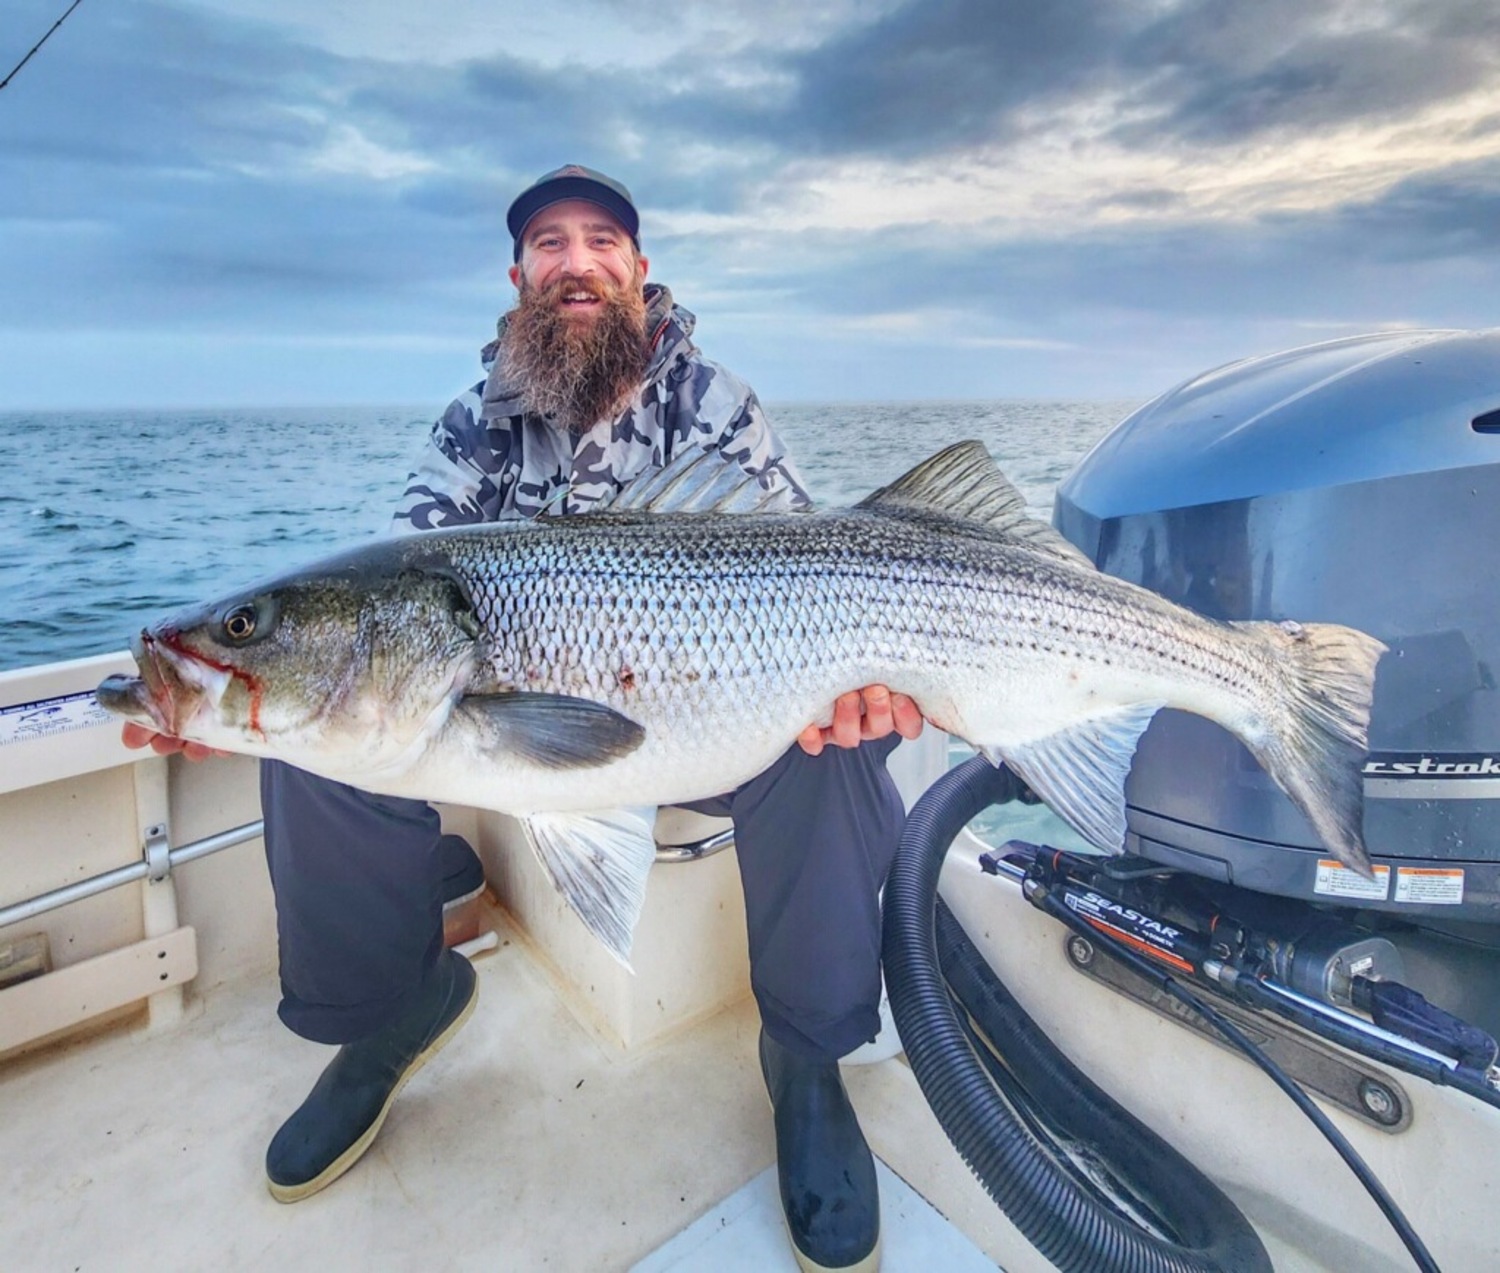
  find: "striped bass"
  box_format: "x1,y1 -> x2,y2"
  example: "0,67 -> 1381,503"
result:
97,442 -> 1386,961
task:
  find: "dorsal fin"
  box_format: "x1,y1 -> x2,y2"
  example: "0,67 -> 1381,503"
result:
858,440 -> 1093,566
606,444 -> 806,515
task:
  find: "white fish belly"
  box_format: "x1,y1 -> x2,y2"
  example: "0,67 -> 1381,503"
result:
939,647 -> 1258,751
394,673 -> 850,815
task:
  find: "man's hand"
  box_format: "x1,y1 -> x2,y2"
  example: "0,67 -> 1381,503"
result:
120,722 -> 228,762
797,685 -> 925,756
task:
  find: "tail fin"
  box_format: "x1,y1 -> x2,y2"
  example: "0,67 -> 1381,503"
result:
1239,620 -> 1387,877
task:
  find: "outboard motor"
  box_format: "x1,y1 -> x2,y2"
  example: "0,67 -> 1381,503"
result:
883,331 -> 1500,1273
1055,328 -> 1500,1025
1057,330 -> 1500,906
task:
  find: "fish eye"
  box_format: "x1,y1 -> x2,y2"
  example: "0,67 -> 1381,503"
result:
223,606 -> 257,641
215,596 -> 279,646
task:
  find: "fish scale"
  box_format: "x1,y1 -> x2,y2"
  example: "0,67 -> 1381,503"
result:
426,512 -> 1235,794
97,440 -> 1387,961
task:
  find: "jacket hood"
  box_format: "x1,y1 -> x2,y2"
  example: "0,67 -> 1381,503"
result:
478,283 -> 696,421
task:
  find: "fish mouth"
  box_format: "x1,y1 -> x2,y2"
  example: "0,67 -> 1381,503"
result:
95,671 -> 164,729
94,628 -> 234,737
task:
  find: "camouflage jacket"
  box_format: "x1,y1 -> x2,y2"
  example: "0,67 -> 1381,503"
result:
392,284 -> 810,529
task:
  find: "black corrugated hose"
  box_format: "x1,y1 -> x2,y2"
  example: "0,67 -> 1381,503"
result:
882,755 -> 1273,1272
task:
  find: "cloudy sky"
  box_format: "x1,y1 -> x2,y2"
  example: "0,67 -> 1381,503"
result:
3,0 -> 1499,408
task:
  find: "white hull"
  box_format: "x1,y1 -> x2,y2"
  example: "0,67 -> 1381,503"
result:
936,817 -> 1500,1271
2,651 -> 1495,1270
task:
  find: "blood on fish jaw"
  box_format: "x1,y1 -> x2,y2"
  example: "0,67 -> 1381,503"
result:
143,629 -> 269,742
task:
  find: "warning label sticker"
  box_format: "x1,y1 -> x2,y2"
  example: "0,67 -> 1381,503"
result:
1314,860 -> 1390,901
1394,867 -> 1465,906
0,691 -> 114,746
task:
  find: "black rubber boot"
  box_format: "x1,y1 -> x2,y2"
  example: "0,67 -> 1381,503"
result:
266,949 -> 478,1203
760,1029 -> 882,1273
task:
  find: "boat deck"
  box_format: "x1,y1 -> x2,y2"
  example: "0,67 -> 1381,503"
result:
2,899 -> 1027,1272
5,656 -> 1496,1272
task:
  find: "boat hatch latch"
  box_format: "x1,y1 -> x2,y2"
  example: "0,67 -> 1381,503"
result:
143,824 -> 171,883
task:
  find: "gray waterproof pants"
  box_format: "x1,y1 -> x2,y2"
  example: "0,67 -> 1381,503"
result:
261,737 -> 904,1062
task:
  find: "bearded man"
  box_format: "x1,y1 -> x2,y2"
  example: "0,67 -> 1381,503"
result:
125,165 -> 918,1273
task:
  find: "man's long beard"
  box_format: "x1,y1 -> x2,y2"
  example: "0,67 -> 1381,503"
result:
500,268 -> 650,435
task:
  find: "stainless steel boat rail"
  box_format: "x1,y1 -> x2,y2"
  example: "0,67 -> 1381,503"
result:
0,816 -> 735,931
0,820 -> 267,930
653,827 -> 736,863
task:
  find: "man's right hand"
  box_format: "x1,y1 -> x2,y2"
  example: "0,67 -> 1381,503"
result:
120,722 -> 228,762
796,685 -> 925,756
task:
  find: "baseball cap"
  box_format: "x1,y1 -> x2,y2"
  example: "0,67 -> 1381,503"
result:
507,164 -> 640,261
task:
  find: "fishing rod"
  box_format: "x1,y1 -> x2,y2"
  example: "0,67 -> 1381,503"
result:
1,0 -> 86,93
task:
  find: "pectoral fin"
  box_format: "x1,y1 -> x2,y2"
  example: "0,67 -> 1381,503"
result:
986,702 -> 1164,853
454,692 -> 645,769
521,808 -> 658,967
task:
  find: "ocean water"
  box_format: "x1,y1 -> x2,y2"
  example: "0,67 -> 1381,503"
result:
0,400 -> 1136,674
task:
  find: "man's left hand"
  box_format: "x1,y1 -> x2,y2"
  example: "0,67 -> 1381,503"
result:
797,684 -> 925,756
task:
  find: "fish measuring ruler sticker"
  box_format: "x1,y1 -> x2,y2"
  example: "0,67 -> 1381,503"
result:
0,690 -> 115,746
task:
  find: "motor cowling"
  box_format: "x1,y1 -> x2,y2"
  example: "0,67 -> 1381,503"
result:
1055,329 -> 1500,921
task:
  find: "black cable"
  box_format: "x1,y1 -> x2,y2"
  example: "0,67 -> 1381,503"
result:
1,0 -> 86,93
885,756 -> 1272,1271
1031,883 -> 1443,1273
1238,974 -> 1500,1112
935,900 -> 1246,1255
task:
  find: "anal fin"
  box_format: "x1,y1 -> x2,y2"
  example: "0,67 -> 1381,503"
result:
521,808 -> 658,967
987,702 -> 1164,854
